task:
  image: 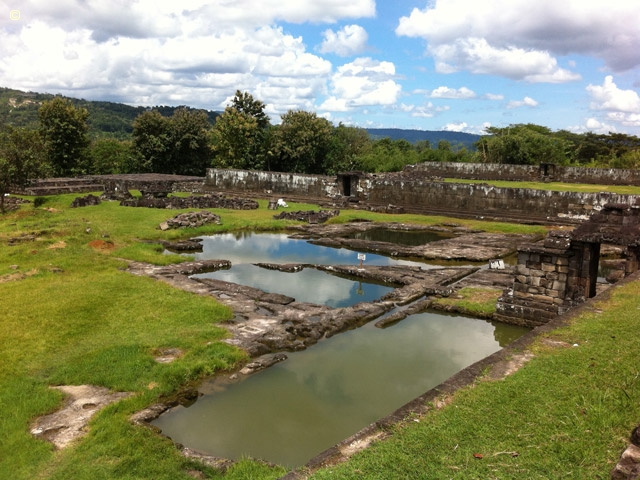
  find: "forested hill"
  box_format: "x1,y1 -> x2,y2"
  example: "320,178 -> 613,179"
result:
1,87 -> 478,147
366,128 -> 481,150
0,87 -> 219,137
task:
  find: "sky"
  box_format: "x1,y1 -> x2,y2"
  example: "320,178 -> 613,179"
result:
1,0 -> 640,136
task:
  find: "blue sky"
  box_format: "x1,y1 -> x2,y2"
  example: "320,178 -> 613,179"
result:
1,0 -> 639,135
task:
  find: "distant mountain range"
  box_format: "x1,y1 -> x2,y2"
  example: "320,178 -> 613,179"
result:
1,87 -> 480,147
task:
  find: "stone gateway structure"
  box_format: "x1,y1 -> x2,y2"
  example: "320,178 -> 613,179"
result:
495,204 -> 640,326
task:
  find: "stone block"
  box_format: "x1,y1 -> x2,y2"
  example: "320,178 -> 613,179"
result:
541,263 -> 557,272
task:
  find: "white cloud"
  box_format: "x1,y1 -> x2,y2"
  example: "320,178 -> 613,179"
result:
318,58 -> 402,112
586,76 -> 640,128
484,93 -> 504,101
442,122 -> 468,132
429,86 -> 476,99
410,102 -> 450,118
568,118 -> 618,134
0,0 -> 378,114
319,25 -> 368,57
605,112 -> 640,128
587,76 -> 640,113
428,38 -> 581,83
16,0 -> 376,39
507,96 -> 539,109
0,5 -> 342,113
396,0 -> 640,80
442,121 -> 491,135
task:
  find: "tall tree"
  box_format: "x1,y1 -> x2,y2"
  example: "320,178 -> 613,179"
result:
271,110 -> 333,174
131,110 -> 170,173
38,97 -> 90,176
325,124 -> 370,174
0,126 -> 48,213
168,108 -> 212,175
132,108 -> 212,175
229,90 -> 270,129
211,91 -> 271,170
476,124 -> 569,165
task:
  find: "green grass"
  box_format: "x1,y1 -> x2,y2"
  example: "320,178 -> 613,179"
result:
444,178 -> 640,195
0,192 -> 635,479
431,286 -> 503,317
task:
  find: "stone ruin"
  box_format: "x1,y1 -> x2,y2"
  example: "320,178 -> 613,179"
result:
71,194 -> 101,208
272,209 -> 340,224
159,211 -> 221,230
496,203 -> 640,327
120,193 -> 258,210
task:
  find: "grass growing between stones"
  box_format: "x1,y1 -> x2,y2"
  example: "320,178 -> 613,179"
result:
444,178 -> 640,195
327,209 -> 548,237
431,286 -> 503,317
310,280 -> 640,480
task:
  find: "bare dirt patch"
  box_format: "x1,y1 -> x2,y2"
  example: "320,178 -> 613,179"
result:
0,268 -> 39,284
88,239 -> 115,251
47,241 -> 67,250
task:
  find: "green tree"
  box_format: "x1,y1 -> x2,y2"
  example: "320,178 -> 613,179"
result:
0,126 -> 49,213
168,108 -> 212,175
476,124 -> 569,165
131,110 -> 170,173
89,138 -> 136,174
271,110 -> 333,174
211,107 -> 262,170
356,137 -> 419,172
325,124 -> 370,174
38,97 -> 90,176
211,91 -> 270,170
132,108 -> 212,175
229,90 -> 270,129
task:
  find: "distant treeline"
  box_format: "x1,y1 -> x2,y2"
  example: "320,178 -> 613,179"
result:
1,87 -> 640,184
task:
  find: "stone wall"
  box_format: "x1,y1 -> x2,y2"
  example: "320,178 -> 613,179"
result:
408,162 -> 640,185
206,169 -> 341,198
360,174 -> 640,222
205,168 -> 640,223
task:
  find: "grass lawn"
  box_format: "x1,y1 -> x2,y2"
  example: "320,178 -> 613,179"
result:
1,193 -> 637,479
444,178 -> 640,195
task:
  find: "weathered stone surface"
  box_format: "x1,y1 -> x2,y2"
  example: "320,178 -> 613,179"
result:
161,211 -> 221,229
161,239 -> 204,252
273,209 -> 340,224
70,194 -> 101,208
122,193 -> 258,210
1,195 -> 30,211
239,353 -> 287,375
289,222 -> 539,262
128,259 -> 479,357
30,385 -> 132,449
611,444 -> 640,480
